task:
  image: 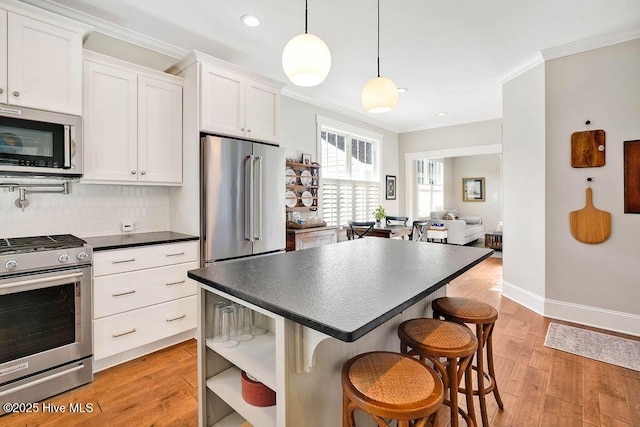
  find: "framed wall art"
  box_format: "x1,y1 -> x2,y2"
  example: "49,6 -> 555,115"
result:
462,177 -> 485,202
385,175 -> 396,200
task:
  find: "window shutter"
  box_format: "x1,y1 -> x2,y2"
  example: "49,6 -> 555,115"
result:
321,181 -> 338,226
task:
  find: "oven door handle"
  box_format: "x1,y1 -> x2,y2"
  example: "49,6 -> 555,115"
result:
0,271 -> 83,291
0,363 -> 85,398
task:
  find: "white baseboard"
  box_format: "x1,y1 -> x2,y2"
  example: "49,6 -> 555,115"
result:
501,281 -> 640,337
501,281 -> 545,315
93,329 -> 196,372
545,299 -> 640,338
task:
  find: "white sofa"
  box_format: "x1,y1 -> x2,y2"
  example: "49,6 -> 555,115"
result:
429,211 -> 485,245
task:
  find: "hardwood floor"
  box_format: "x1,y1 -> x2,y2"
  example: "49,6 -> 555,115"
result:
442,257 -> 640,427
3,257 -> 639,426
3,340 -> 199,426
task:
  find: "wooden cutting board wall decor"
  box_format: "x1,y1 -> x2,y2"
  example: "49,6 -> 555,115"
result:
571,130 -> 605,168
624,140 -> 640,213
569,187 -> 611,244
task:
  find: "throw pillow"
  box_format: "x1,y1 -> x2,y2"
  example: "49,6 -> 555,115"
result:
443,212 -> 456,220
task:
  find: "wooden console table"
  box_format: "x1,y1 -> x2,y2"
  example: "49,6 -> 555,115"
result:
485,231 -> 503,251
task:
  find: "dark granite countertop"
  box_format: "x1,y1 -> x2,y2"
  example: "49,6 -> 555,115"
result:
188,239 -> 492,342
84,231 -> 199,251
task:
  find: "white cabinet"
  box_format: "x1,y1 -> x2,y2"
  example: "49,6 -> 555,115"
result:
0,8 -> 86,115
83,51 -> 183,184
200,63 -> 280,144
92,241 -> 198,363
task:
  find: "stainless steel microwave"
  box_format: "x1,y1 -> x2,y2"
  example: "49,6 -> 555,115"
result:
0,106 -> 82,178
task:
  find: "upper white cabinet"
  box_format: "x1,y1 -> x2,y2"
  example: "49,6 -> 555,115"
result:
83,51 -> 183,185
0,7 -> 86,115
200,63 -> 280,144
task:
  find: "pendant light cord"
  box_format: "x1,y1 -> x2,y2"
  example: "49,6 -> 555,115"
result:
305,0 -> 308,34
376,0 -> 380,77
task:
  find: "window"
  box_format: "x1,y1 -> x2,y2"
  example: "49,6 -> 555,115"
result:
317,116 -> 382,227
415,159 -> 443,218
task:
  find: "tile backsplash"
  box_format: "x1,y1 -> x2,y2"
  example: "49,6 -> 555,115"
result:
0,183 -> 170,238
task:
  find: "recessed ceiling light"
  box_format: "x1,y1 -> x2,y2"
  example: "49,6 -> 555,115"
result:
436,112 -> 448,117
240,15 -> 260,27
397,87 -> 408,93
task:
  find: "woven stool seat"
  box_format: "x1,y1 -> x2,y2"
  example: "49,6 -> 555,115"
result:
433,297 -> 504,427
432,297 -> 498,324
399,318 -> 478,427
342,351 -> 443,427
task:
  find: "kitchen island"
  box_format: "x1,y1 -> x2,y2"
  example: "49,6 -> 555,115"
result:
188,238 -> 492,426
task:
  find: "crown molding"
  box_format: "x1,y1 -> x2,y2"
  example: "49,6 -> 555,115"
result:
18,0 -> 187,59
542,26 -> 640,61
281,88 -> 401,134
498,27 -> 640,85
401,114 -> 503,134
498,52 -> 544,85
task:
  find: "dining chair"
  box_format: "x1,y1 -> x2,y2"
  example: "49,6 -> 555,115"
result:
347,221 -> 376,239
385,216 -> 409,226
411,220 -> 429,241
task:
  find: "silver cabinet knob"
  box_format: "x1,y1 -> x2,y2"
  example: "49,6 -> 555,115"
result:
58,254 -> 70,263
5,259 -> 18,270
141,171 -> 146,175
247,128 -> 252,133
12,91 -> 19,97
241,127 -> 245,132
131,170 -> 137,175
0,88 -> 4,94
77,251 -> 89,261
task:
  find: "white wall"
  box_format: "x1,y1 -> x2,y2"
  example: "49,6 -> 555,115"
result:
280,96 -> 400,216
448,154 -> 502,231
544,39 -> 640,325
502,63 -> 546,311
398,119 -> 503,222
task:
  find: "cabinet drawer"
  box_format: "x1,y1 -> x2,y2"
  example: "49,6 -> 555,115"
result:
93,241 -> 198,276
93,261 -> 198,319
93,295 -> 196,360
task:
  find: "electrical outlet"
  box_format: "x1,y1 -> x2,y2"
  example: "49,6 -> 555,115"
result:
122,222 -> 133,232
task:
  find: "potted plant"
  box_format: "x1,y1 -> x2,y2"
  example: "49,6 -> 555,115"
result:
373,205 -> 386,224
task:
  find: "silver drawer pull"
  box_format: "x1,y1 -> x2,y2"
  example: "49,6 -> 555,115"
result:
165,252 -> 185,257
112,290 -> 136,297
166,314 -> 186,322
112,258 -> 135,264
112,328 -> 136,338
166,280 -> 186,286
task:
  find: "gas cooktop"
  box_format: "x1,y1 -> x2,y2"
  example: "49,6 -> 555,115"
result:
0,234 -> 86,255
0,234 -> 91,275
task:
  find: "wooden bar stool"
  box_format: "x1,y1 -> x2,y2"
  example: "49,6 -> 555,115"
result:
342,351 -> 444,427
432,297 -> 504,427
398,318 -> 478,427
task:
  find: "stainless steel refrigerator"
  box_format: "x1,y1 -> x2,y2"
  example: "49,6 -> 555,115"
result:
201,135 -> 285,265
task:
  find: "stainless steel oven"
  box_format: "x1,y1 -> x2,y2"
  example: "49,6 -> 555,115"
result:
0,235 -> 92,414
0,106 -> 82,178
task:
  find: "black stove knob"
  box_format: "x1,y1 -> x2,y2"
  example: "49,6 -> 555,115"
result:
5,259 -> 18,270
77,251 -> 89,261
58,254 -> 70,263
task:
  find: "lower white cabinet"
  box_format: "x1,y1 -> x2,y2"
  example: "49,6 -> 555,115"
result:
92,241 -> 198,364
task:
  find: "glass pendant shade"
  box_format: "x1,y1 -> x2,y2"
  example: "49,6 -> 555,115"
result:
361,76 -> 398,113
282,33 -> 331,87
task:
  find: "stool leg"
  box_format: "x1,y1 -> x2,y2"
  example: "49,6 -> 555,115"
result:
343,395 -> 355,427
446,357 -> 460,427
486,327 -> 504,410
464,359 -> 477,427
476,324 -> 489,427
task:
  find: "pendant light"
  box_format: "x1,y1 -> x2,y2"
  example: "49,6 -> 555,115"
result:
282,0 -> 331,87
361,0 -> 398,113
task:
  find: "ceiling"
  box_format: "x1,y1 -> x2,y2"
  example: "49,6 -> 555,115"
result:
24,0 -> 640,133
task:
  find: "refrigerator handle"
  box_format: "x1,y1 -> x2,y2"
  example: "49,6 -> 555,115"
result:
254,156 -> 263,241
245,155 -> 254,242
